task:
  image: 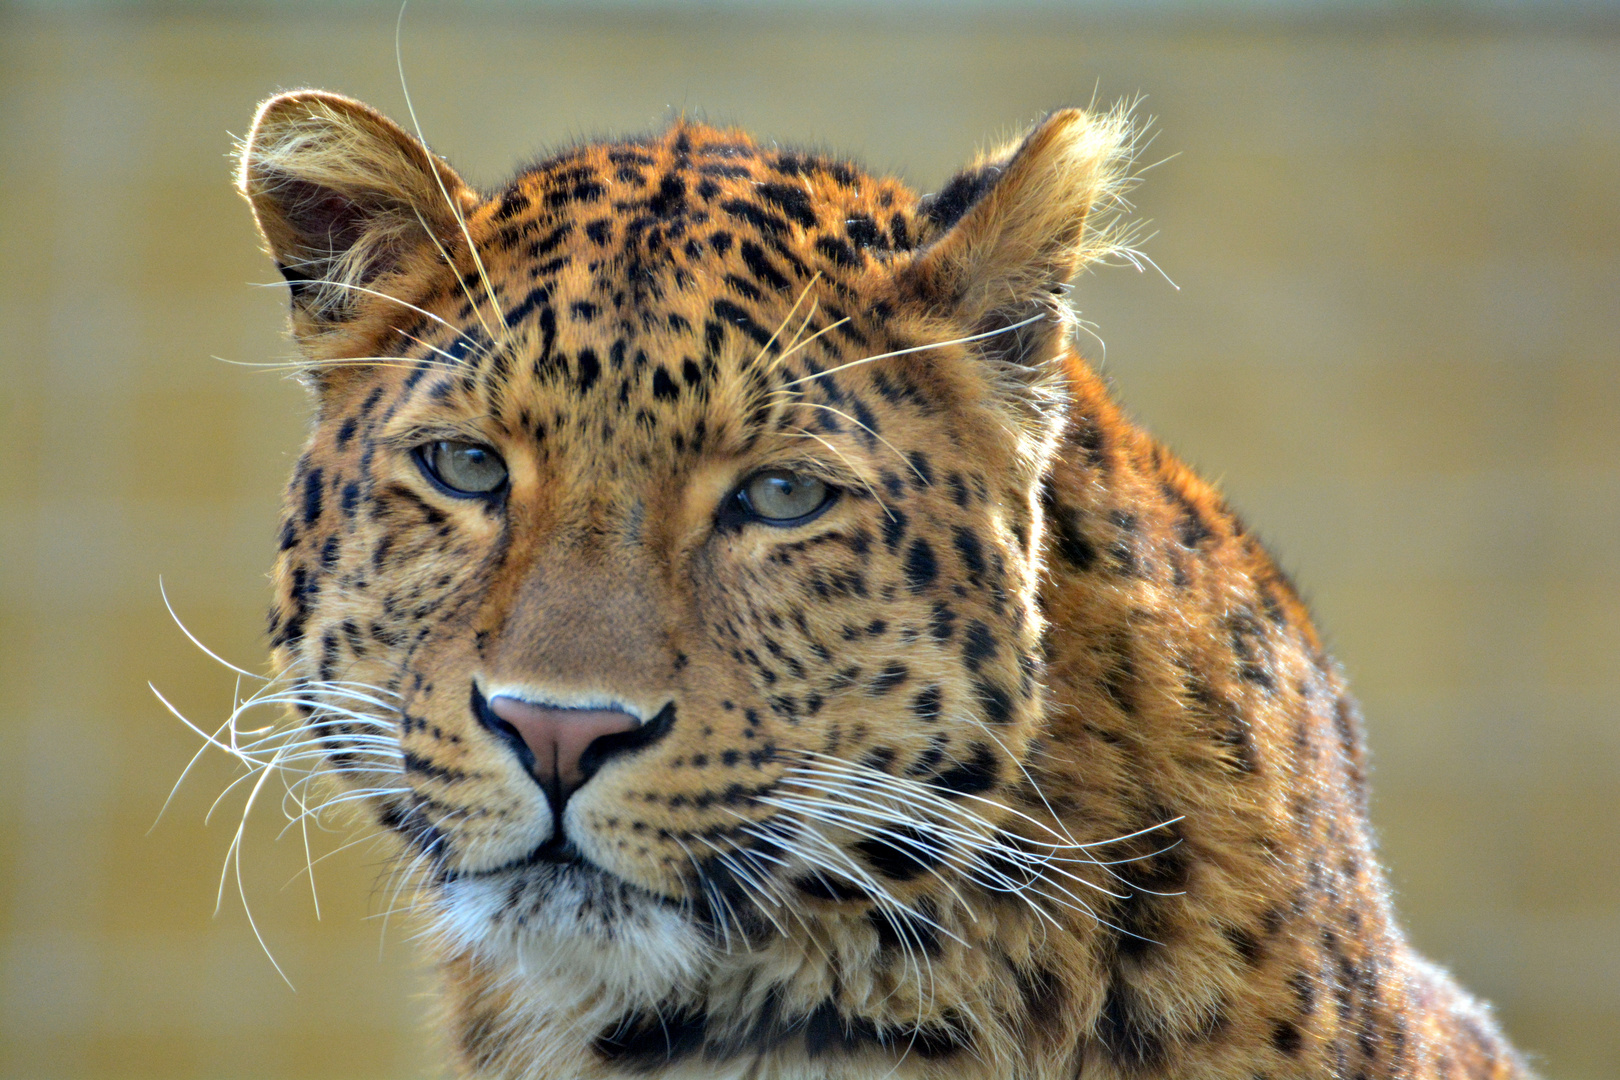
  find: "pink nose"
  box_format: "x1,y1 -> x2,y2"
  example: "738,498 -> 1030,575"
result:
487,696 -> 642,805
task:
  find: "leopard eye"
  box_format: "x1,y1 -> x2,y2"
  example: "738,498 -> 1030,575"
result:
735,469 -> 834,525
418,440 -> 508,496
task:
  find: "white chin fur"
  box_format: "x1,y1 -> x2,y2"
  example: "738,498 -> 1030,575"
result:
429,866 -> 711,1010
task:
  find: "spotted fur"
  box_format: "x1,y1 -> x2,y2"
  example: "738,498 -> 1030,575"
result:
235,90 -> 1532,1079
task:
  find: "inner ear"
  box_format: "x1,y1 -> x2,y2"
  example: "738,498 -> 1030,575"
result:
268,179 -> 399,301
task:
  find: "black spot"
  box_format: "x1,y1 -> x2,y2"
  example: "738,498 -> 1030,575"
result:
869,900 -> 942,957
1101,633 -> 1137,715
906,734 -> 950,778
929,601 -> 956,642
508,281 -> 554,327
961,620 -> 996,672
594,1010 -> 709,1067
952,527 -> 986,584
932,742 -> 998,796
861,746 -> 896,772
880,507 -> 908,553
1042,485 -> 1097,571
845,214 -> 881,249
1162,480 -> 1214,548
1116,816 -> 1190,895
973,678 -> 1015,724
301,467 -> 324,525
801,1001 -> 882,1059
651,366 -> 680,401
648,173 -> 686,218
334,416 -> 357,450
911,686 -> 943,722
1095,980 -> 1168,1071
1222,924 -> 1263,966
710,298 -> 774,348
794,874 -> 870,902
815,234 -> 859,268
1290,970 -> 1317,1016
855,824 -> 941,881
904,538 -> 938,592
720,198 -> 788,238
906,451 -> 933,487
457,1007 -> 503,1072
1015,964 -> 1066,1027
922,162 -> 1004,229
575,347 -> 601,392
1272,1020 -> 1304,1056
1108,510 -> 1141,576
739,241 -> 791,292
869,664 -> 908,695
756,182 -> 817,228
491,187 -> 530,222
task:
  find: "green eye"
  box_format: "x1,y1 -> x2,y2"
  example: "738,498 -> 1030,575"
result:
418,440 -> 508,496
737,469 -> 833,524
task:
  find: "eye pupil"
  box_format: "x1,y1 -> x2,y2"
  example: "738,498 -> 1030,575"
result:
423,440 -> 507,495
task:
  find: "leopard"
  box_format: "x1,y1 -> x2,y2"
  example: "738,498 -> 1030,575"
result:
231,88 -> 1533,1080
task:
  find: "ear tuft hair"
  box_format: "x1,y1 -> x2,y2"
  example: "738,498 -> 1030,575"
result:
905,103 -> 1141,354
237,90 -> 477,330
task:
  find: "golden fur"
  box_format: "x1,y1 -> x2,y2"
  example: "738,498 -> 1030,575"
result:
234,90 -> 1531,1079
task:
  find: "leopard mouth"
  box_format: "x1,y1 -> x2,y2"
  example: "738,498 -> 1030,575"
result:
443,835 -> 600,882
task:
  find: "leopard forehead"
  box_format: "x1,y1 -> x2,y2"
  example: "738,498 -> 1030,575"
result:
379,122 -> 968,460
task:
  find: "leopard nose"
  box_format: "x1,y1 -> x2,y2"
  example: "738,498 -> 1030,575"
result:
487,695 -> 642,806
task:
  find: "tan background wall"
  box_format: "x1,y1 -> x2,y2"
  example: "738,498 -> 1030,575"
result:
1,4 -> 1615,1078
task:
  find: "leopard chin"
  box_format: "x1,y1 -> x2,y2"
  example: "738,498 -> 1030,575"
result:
436,860 -> 711,1007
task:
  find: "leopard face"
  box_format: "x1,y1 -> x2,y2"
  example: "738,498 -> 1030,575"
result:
243,92 -> 1130,1054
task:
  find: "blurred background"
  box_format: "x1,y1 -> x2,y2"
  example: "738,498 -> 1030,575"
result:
1,1 -> 1616,1077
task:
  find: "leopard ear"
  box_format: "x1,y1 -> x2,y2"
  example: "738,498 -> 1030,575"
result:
905,107 -> 1135,380
238,90 -> 477,333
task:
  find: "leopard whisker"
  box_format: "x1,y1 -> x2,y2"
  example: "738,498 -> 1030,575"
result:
754,793 -> 985,917
377,841 -> 441,951
690,834 -> 794,942
213,352 -> 459,375
779,767 -> 1138,909
705,833 -> 841,970
277,786 -> 412,836
281,825 -> 395,890
779,313 -> 1047,390
741,819 -> 950,1014
789,401 -> 925,483
784,428 -> 895,520
751,272 -> 823,374
772,313 -> 850,372
394,7 -> 509,342
673,833 -> 748,952
790,751 -> 1085,851
772,763 -> 1137,911
160,578 -> 265,681
250,276 -> 474,344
